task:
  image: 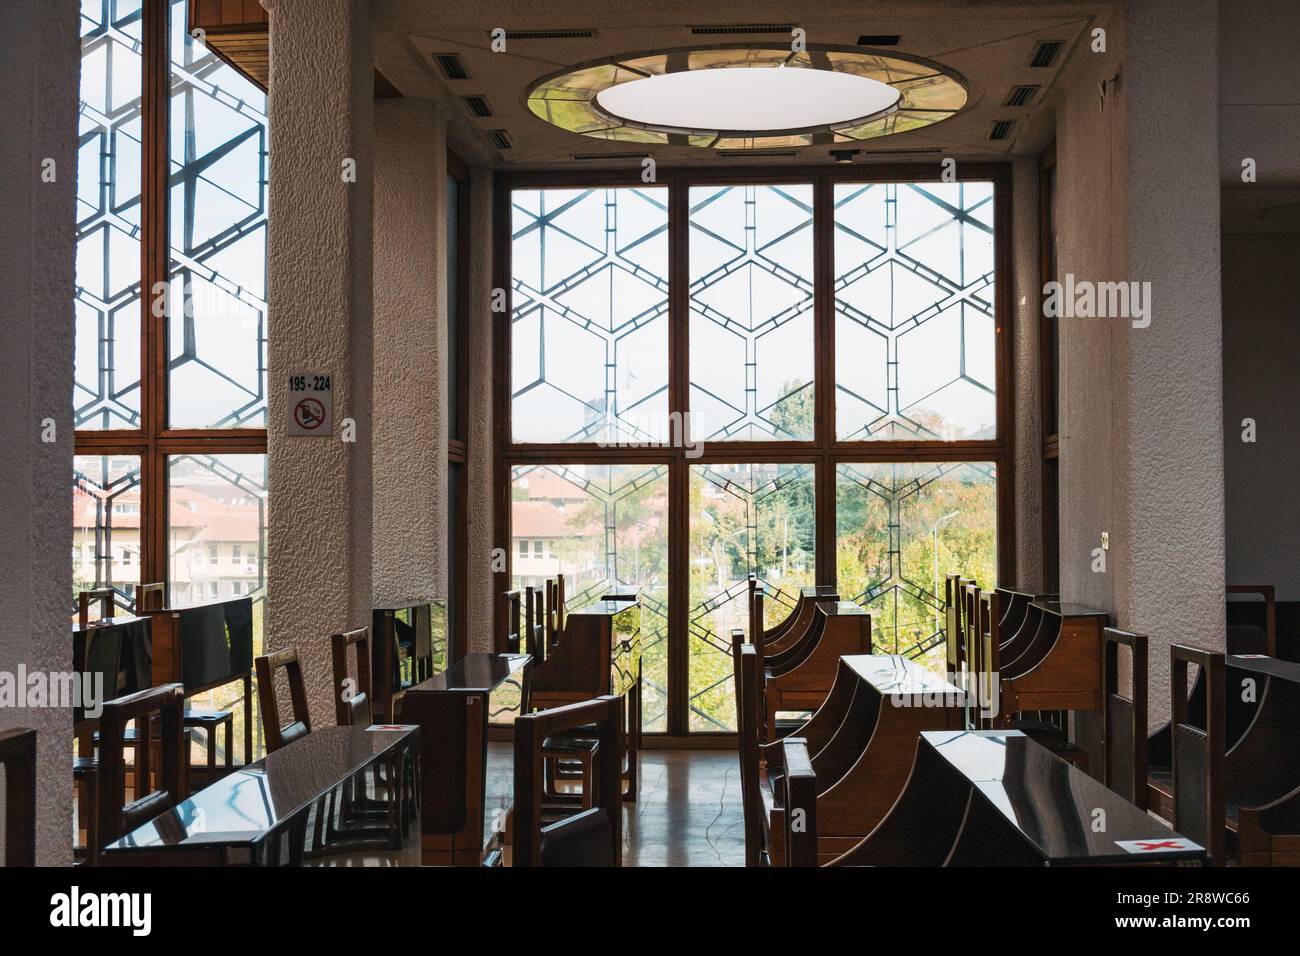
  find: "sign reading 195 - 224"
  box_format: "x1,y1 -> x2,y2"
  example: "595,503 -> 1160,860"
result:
287,373 -> 333,437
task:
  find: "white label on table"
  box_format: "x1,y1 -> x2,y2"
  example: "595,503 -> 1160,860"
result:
1114,837 -> 1200,854
286,373 -> 333,436
366,724 -> 418,732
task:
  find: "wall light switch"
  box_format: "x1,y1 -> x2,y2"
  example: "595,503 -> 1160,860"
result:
1101,532 -> 1110,550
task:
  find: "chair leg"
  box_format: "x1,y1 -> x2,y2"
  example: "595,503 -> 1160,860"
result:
581,753 -> 595,811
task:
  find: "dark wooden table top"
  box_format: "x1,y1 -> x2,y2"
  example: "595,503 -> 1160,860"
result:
842,654 -> 965,702
102,724 -> 418,855
408,652 -> 529,694
923,730 -> 1205,864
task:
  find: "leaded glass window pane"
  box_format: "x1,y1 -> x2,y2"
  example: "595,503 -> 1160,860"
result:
511,188 -> 670,444
689,185 -> 815,441
834,182 -> 996,440
835,461 -> 996,668
689,462 -> 815,731
73,453 -> 143,614
75,1 -> 144,430
167,0 -> 269,428
510,464 -> 670,732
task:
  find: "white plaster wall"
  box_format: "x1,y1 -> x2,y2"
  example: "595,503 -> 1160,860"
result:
1012,155 -> 1042,590
372,100 -> 448,606
0,0 -> 77,865
1221,234 -> 1300,600
264,0 -> 375,724
466,168 -> 497,653
1056,0 -> 1224,738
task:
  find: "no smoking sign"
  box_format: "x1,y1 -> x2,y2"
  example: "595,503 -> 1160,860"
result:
287,373 -> 333,437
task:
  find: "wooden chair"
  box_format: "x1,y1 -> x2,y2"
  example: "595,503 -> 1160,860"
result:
254,647 -> 312,753
133,582 -> 166,612
1170,643 -> 1226,866
0,728 -> 36,866
330,627 -> 373,727
1102,628 -> 1148,808
502,589 -> 523,654
779,736 -> 817,868
78,587 -> 119,629
514,695 -> 623,866
94,684 -> 186,864
525,586 -> 546,663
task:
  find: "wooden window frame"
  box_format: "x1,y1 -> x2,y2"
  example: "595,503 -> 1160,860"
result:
493,162 -> 1016,738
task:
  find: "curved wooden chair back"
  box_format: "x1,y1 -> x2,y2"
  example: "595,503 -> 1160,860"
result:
0,728 -> 36,866
514,695 -> 622,866
330,627 -> 373,726
1170,643 -> 1225,865
96,683 -> 186,860
1102,628 -> 1148,808
255,647 -> 312,753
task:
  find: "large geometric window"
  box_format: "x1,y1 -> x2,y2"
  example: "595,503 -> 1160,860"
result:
167,7 -> 269,428
836,461 -> 997,666
503,171 -> 1006,737
72,2 -> 269,762
688,463 -> 815,731
511,187 -> 669,443
689,185 -> 815,441
510,465 -> 670,732
75,1 -> 144,430
834,182 -> 996,440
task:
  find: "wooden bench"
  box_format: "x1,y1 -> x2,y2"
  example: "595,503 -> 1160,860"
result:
750,578 -> 839,657
818,730 -> 1205,867
763,602 -> 872,740
736,641 -> 964,865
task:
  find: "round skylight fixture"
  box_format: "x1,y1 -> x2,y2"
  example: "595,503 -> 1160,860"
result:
526,45 -> 968,150
594,66 -> 901,135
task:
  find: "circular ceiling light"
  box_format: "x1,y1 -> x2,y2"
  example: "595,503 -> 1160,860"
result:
594,67 -> 901,135
526,45 -> 968,150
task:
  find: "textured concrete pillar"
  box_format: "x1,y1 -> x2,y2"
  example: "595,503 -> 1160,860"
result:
1011,156 -> 1042,590
0,0 -> 78,864
1115,0 -> 1223,718
1058,0 -> 1223,733
372,100 -> 447,605
264,0 -> 374,722
466,167 -> 497,653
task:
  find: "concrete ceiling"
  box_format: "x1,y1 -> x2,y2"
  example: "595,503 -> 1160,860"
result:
372,0 -> 1111,169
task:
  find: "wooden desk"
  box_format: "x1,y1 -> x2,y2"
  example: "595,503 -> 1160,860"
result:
993,600 -> 1109,718
836,730 -> 1205,866
765,654 -> 963,864
532,597 -> 641,801
401,653 -> 532,865
101,724 -> 419,866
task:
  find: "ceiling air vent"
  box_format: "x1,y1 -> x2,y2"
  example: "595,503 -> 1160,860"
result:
1029,40 -> 1064,68
461,95 -> 493,118
988,119 -> 1016,141
857,35 -> 902,46
488,129 -> 513,150
501,29 -> 595,40
433,53 -> 469,80
716,149 -> 799,158
690,24 -> 794,36
1003,84 -> 1040,107
573,152 -> 647,161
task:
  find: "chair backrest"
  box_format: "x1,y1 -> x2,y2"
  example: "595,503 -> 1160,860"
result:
750,583 -> 766,657
78,587 -> 118,629
733,634 -> 765,866
134,582 -> 166,613
0,728 -> 36,866
1102,628 -> 1148,807
330,626 -> 373,726
502,589 -> 522,654
96,683 -> 186,859
780,736 -> 818,867
1170,643 -> 1225,865
525,586 -> 546,664
962,583 -> 983,725
944,573 -> 964,681
513,695 -> 622,866
255,647 -> 312,753
1225,584 -> 1276,657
